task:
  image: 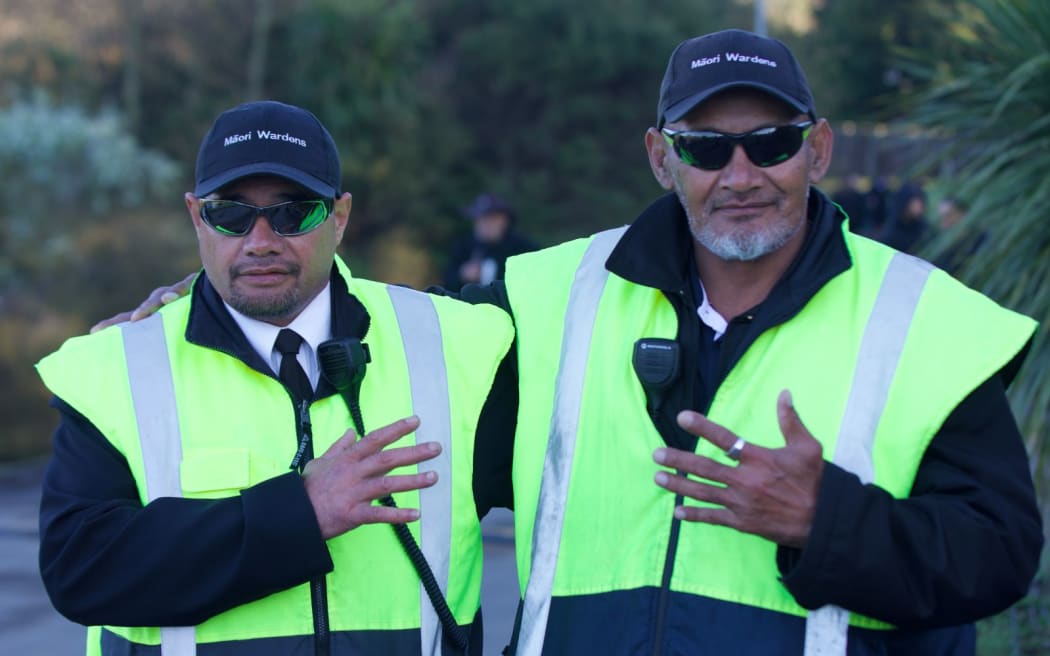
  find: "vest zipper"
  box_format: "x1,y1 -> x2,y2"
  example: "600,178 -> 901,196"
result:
311,576 -> 331,656
648,289 -> 691,655
290,398 -> 313,471
652,493 -> 684,656
289,397 -> 332,656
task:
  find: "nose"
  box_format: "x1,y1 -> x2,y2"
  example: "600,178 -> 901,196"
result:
719,144 -> 761,192
242,213 -> 283,255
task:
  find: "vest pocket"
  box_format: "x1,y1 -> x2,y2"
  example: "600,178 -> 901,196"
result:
179,449 -> 254,498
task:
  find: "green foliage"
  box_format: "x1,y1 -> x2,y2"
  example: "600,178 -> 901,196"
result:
902,3 -> 1050,650
263,0 -> 755,276
904,0 -> 1050,461
803,0 -> 971,120
0,93 -> 179,284
0,94 -> 189,462
421,0 -> 752,245
271,0 -> 449,241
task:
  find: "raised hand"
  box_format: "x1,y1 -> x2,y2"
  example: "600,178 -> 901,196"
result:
653,390 -> 824,548
303,415 -> 441,540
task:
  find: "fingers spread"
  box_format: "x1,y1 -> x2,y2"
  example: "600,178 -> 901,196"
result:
676,410 -> 740,454
776,389 -> 823,460
654,469 -> 730,506
363,471 -> 437,500
672,505 -> 735,528
322,427 -> 361,457
349,416 -> 421,458
362,442 -> 440,479
654,448 -> 734,483
353,503 -> 421,525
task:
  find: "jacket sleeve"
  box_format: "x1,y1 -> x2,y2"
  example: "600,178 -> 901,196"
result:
428,281 -> 519,517
777,373 -> 1043,628
38,397 -> 335,627
471,351 -> 518,517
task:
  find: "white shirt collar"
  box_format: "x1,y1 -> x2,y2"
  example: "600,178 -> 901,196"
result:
225,282 -> 333,388
696,277 -> 728,341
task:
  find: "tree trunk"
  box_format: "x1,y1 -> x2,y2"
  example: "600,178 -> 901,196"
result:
120,0 -> 142,136
247,0 -> 275,100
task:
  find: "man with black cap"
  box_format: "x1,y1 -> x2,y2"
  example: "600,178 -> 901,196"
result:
36,100 -> 513,655
442,193 -> 538,291
496,29 -> 1040,655
95,31 -> 1042,656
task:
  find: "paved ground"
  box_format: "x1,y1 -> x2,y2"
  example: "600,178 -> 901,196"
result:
0,459 -> 85,654
0,459 -> 519,655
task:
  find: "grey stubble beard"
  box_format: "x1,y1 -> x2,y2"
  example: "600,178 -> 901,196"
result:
675,183 -> 808,262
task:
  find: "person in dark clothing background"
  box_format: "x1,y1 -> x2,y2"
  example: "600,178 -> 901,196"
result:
442,193 -> 538,290
878,180 -> 929,253
859,174 -> 891,238
830,173 -> 867,234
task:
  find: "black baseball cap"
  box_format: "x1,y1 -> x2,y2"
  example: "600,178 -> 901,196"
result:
195,100 -> 340,198
657,29 -> 815,128
464,193 -> 514,221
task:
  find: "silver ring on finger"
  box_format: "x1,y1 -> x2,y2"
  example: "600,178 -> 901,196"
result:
725,437 -> 746,461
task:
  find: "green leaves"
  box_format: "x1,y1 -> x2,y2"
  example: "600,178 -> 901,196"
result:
905,0 -> 1050,504
0,93 -> 178,283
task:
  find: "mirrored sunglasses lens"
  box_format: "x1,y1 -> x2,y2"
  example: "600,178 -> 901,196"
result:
745,126 -> 804,167
271,201 -> 329,235
678,135 -> 733,170
203,203 -> 255,235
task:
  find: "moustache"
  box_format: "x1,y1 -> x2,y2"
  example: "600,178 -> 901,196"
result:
229,261 -> 301,278
711,193 -> 779,209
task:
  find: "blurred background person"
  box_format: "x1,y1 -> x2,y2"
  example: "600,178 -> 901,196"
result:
442,193 -> 538,291
859,175 -> 891,239
937,195 -> 966,231
879,180 -> 929,254
831,173 -> 867,235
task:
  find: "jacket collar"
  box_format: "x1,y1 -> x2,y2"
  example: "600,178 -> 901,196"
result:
606,188 -> 852,322
185,261 -> 370,400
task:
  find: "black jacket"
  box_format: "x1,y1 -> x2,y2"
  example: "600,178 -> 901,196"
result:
38,268 -> 499,656
461,190 -> 1042,651
442,231 -> 539,291
41,191 -> 1041,650
609,191 -> 1040,625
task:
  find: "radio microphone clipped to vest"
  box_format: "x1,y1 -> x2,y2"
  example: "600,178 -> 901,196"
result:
632,338 -> 681,415
318,337 -> 371,435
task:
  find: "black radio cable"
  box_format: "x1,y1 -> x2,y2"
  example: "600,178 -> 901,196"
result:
317,338 -> 470,653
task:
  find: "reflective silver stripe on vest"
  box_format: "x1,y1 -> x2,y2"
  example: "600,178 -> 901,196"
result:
804,252 -> 933,656
388,285 -> 454,656
518,227 -> 628,656
121,314 -> 197,656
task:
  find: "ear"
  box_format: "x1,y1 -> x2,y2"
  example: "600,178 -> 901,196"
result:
331,192 -> 352,242
806,119 -> 834,185
645,127 -> 675,190
185,192 -> 206,236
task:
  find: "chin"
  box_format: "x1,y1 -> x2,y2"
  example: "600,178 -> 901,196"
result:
229,291 -> 299,320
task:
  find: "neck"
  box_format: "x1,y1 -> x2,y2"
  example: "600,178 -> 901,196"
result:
694,222 -> 806,320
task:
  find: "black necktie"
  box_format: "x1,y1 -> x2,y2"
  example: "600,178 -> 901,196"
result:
275,328 -> 313,402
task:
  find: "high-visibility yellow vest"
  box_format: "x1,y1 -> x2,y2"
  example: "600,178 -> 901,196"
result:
503,226 -> 1035,655
37,258 -> 514,655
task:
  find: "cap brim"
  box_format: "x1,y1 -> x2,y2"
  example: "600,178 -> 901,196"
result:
195,162 -> 336,198
663,81 -> 811,125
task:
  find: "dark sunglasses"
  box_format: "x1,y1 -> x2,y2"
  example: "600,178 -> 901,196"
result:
661,121 -> 814,171
199,198 -> 333,237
